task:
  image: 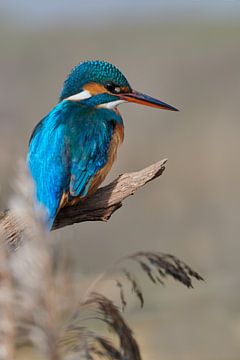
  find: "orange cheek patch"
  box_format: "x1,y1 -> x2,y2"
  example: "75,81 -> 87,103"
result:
84,82 -> 106,95
84,82 -> 131,96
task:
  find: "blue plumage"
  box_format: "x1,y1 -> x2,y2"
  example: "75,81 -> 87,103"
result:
28,103 -> 69,226
28,60 -> 177,228
28,100 -> 122,228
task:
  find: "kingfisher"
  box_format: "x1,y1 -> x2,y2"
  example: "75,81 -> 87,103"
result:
28,60 -> 178,228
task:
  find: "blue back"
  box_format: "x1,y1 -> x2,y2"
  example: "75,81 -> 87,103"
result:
28,100 -> 122,228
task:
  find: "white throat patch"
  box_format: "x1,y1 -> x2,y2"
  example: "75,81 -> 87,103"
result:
98,99 -> 126,109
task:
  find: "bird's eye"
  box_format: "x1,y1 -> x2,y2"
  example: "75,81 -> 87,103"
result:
106,83 -> 121,94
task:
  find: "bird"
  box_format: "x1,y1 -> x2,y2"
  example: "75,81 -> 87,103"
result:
27,60 -> 178,228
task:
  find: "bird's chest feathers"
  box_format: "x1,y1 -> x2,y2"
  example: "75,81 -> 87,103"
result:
103,122 -> 124,174
88,122 -> 124,196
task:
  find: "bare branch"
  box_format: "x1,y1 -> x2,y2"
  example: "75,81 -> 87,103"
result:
53,159 -> 167,229
0,159 -> 167,250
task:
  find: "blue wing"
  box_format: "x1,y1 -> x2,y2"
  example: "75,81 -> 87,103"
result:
68,112 -> 114,198
28,104 -> 70,228
27,101 -> 115,228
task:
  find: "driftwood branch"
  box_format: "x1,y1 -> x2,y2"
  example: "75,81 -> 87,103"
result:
0,159 -> 167,250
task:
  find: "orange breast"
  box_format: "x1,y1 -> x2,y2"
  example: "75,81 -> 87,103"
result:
87,122 -> 124,196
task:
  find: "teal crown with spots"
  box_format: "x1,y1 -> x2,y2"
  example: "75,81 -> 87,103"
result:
60,60 -> 131,101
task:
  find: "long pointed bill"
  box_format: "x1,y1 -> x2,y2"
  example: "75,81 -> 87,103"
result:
120,90 -> 178,111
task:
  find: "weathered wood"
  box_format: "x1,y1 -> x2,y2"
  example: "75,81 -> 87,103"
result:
0,159 -> 167,250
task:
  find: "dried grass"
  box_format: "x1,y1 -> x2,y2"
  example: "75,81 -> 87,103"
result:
0,163 -> 203,359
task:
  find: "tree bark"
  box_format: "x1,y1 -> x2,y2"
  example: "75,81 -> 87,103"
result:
0,159 -> 167,251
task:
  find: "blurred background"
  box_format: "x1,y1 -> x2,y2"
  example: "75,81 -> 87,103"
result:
1,1 -> 240,359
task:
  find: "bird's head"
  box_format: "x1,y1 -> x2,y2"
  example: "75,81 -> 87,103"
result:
60,60 -> 178,111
